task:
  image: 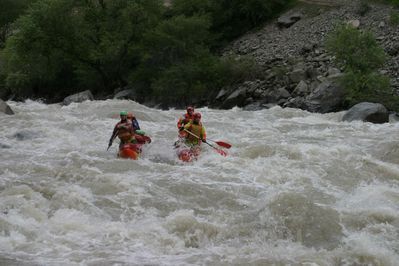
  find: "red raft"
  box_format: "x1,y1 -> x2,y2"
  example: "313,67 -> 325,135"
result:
118,143 -> 143,160
118,133 -> 152,160
177,147 -> 201,162
174,138 -> 201,162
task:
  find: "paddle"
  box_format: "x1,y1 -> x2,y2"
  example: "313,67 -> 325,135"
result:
207,139 -> 231,149
183,129 -> 227,157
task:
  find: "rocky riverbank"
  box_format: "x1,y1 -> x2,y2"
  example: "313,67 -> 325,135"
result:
211,0 -> 399,112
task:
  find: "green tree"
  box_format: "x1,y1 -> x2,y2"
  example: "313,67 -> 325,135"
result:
169,0 -> 294,46
326,24 -> 398,110
0,0 -> 35,47
2,0 -> 163,99
129,14 -> 216,103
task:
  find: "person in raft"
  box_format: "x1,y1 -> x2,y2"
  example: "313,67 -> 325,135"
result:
177,106 -> 195,137
131,130 -> 151,145
108,111 -> 134,149
179,112 -> 206,147
127,112 -> 140,131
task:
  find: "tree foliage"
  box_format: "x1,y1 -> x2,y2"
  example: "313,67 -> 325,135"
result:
2,0 -> 163,99
0,0 -> 35,47
326,25 -> 398,110
170,0 -> 294,46
1,0 -> 292,105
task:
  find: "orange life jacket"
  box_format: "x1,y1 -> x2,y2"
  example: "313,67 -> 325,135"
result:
177,113 -> 194,129
117,121 -> 133,143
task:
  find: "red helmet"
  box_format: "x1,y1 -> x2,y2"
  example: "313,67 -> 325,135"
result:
127,112 -> 134,119
193,112 -> 201,119
187,106 -> 194,113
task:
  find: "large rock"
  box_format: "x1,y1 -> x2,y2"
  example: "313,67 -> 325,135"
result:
293,80 -> 309,96
114,89 -> 137,100
342,102 -> 389,123
221,88 -> 247,109
63,90 -> 93,105
277,12 -> 302,28
0,99 -> 14,115
304,77 -> 345,113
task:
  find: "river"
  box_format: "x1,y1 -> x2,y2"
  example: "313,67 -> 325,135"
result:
1,100 -> 399,265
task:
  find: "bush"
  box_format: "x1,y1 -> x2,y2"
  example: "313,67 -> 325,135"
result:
326,24 -> 399,111
169,0 -> 294,46
326,25 -> 386,73
344,71 -> 399,111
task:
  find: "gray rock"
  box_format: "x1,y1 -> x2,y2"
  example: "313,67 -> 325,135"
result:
216,89 -> 229,100
343,102 -> 389,123
63,90 -> 93,106
283,96 -> 306,109
389,113 -> 399,123
277,12 -> 302,28
277,87 -> 291,99
114,89 -> 137,100
347,19 -> 360,28
306,67 -> 319,79
243,102 -> 276,111
293,80 -> 309,96
0,99 -> 14,115
327,67 -> 341,76
304,78 -> 345,113
289,69 -> 307,83
386,43 -> 399,56
221,88 -> 247,109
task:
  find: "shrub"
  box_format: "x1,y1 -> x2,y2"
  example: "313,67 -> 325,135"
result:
326,24 -> 399,111
326,25 -> 386,73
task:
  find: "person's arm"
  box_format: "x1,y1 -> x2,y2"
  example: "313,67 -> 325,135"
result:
133,118 -> 140,130
109,124 -> 119,145
177,117 -> 183,129
183,122 -> 192,131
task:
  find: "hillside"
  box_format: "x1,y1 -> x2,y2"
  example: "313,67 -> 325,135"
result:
214,0 -> 399,112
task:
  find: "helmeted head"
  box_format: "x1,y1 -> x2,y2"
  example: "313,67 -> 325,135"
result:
127,112 -> 135,119
193,112 -> 201,122
120,111 -> 128,120
186,106 -> 194,116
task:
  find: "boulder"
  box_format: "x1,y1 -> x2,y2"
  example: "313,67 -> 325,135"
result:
389,113 -> 399,123
243,102 -> 276,111
114,89 -> 137,100
342,102 -> 389,123
63,90 -> 93,105
277,12 -> 302,28
304,77 -> 345,113
221,88 -> 247,109
289,68 -> 307,83
0,99 -> 14,115
293,80 -> 309,96
347,19 -> 360,29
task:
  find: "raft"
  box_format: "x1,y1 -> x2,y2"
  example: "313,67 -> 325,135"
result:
118,143 -> 143,160
175,138 -> 201,162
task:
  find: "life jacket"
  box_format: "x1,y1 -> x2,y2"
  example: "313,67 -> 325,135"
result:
177,113 -> 194,129
132,134 -> 151,144
117,121 -> 133,142
185,122 -> 205,145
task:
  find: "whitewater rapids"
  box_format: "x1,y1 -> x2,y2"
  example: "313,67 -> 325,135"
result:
0,100 -> 399,265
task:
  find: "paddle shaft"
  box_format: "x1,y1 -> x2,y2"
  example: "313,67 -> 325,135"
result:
183,129 -> 217,150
